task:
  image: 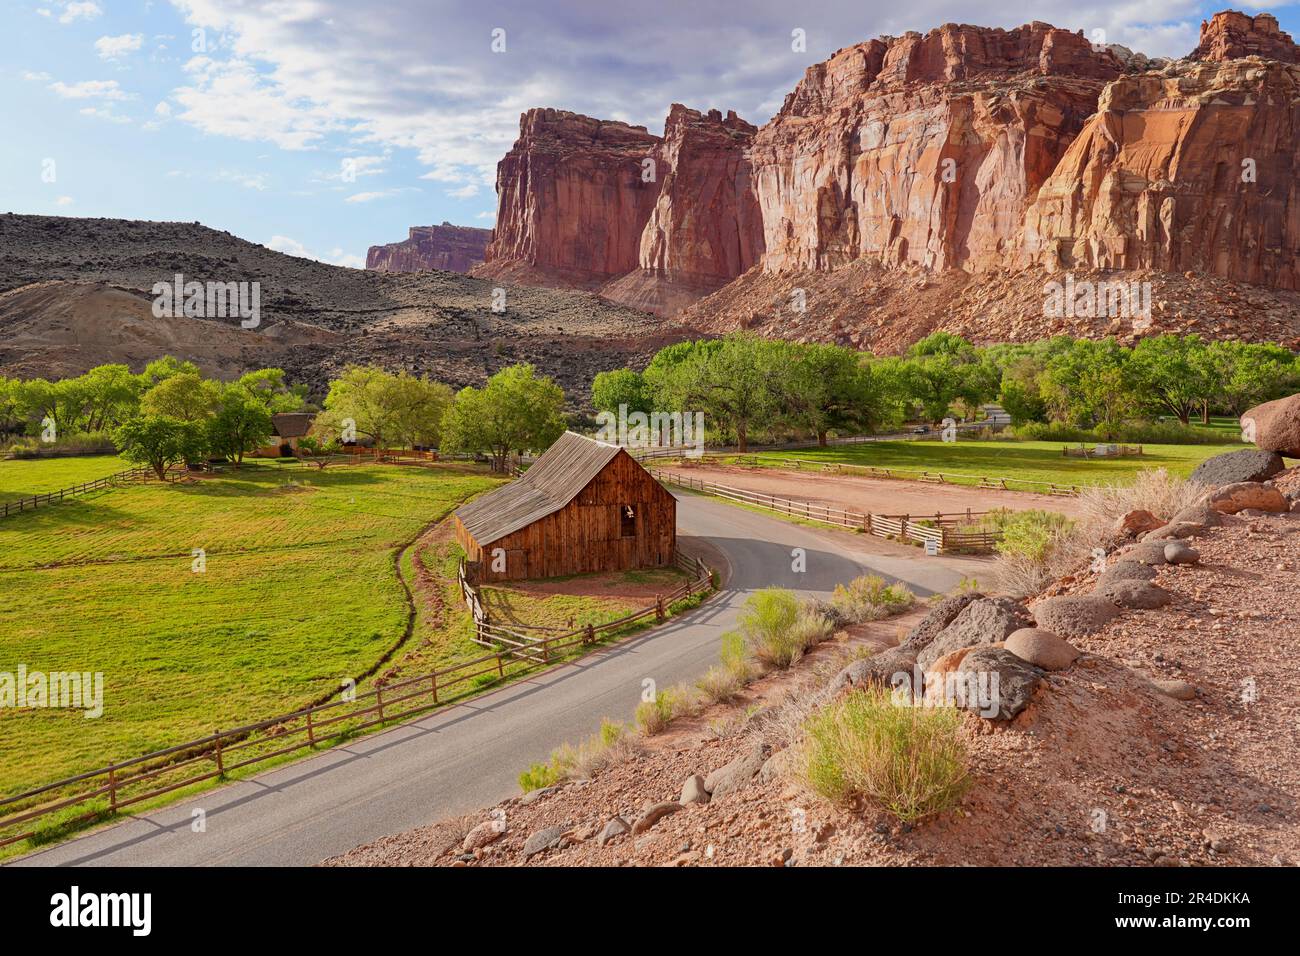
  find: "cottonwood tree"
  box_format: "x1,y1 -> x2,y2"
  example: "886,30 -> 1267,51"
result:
1128,335 -> 1217,425
140,372 -> 222,422
780,342 -> 877,445
665,335 -> 782,452
441,363 -> 566,471
115,416 -> 208,480
318,366 -> 451,449
207,386 -> 274,467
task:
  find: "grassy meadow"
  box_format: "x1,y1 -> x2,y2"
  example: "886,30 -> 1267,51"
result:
0,460 -> 504,798
0,454 -> 130,501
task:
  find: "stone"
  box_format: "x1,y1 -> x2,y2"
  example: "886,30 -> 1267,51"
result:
704,741 -> 770,799
1096,578 -> 1173,609
1188,449 -> 1286,486
597,816 -> 630,846
758,748 -> 793,785
1242,394 -> 1300,458
679,775 -> 709,805
956,647 -> 1045,720
900,591 -> 982,652
1207,481 -> 1289,515
1154,680 -> 1198,701
827,645 -> 917,695
366,222 -> 491,273
522,825 -> 566,858
520,785 -> 558,805
631,801 -> 682,835
1004,628 -> 1081,670
1163,541 -> 1200,565
916,597 -> 1035,672
462,819 -> 506,852
1031,595 -> 1122,637
1170,504 -> 1223,528
1122,541 -> 1170,565
1141,521 -> 1206,542
1098,561 -> 1158,585
1115,509 -> 1162,536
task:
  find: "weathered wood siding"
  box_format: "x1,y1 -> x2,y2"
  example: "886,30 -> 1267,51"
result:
455,450 -> 675,581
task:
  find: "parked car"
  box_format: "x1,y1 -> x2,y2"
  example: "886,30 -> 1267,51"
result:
912,425 -> 930,434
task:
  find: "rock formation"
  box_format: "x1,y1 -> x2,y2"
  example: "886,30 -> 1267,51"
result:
366,222 -> 491,273
471,9 -> 1300,331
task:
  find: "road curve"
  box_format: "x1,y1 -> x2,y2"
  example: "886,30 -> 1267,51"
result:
12,493 -> 983,867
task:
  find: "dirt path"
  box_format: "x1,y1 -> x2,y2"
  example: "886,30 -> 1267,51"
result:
657,464 -> 1083,519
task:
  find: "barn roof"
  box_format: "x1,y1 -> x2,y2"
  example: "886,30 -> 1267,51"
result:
271,412 -> 316,438
455,431 -> 626,545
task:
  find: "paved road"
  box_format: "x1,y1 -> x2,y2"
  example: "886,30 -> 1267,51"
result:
13,493 -> 983,867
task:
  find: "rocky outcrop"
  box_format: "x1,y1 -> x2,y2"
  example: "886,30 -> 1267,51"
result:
366,223 -> 491,273
1191,10 -> 1299,64
1023,56 -> 1300,289
475,108 -> 663,289
752,22 -> 1121,273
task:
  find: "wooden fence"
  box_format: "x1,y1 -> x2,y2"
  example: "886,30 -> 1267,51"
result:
775,458 -> 1081,498
0,465 -> 181,519
457,552 -> 713,662
0,552 -> 715,852
652,469 -> 1001,553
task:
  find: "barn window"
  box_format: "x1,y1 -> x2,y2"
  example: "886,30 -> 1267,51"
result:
620,504 -> 636,537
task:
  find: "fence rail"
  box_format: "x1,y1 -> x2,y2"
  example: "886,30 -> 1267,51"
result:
773,458 -> 1081,498
0,465 -> 182,519
0,551 -> 714,851
652,469 -> 1002,553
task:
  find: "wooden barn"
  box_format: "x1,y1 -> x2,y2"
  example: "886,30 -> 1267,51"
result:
453,432 -> 676,582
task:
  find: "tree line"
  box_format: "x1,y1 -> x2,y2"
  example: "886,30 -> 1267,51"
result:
591,332 -> 1300,450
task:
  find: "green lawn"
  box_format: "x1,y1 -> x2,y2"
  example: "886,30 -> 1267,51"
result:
0,454 -> 130,501
743,437 -> 1252,489
0,460 -> 503,799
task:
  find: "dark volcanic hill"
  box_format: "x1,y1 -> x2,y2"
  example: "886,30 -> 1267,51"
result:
0,214 -> 680,406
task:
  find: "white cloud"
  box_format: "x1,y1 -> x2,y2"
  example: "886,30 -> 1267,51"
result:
475,210 -> 496,221
79,106 -> 132,124
23,71 -> 52,82
49,79 -> 129,100
55,196 -> 74,206
154,100 -> 172,117
343,190 -> 392,203
216,169 -> 270,190
95,34 -> 145,60
447,183 -> 479,199
56,1 -> 103,24
267,235 -> 364,269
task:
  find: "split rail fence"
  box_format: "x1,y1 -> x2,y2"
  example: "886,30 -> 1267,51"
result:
774,458 -> 1081,497
652,469 -> 1001,553
0,465 -> 182,519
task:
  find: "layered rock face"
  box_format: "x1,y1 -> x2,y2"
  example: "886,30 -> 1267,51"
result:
752,23 -> 1122,272
1023,58 -> 1300,289
475,109 -> 662,289
366,223 -> 491,273
1190,10 -> 1298,63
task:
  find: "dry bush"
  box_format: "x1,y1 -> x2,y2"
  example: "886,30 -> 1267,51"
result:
829,575 -> 916,623
695,664 -> 746,704
517,718 -> 638,790
1075,467 -> 1206,537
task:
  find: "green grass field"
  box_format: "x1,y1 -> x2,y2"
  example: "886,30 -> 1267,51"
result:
0,460 -> 504,798
0,454 -> 130,501
743,436 -> 1250,489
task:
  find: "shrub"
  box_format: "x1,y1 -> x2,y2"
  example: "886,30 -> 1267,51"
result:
990,510 -> 1084,598
1011,419 -> 1228,445
635,689 -> 679,736
695,665 -> 746,704
1075,467 -> 1205,535
517,718 -> 635,791
829,574 -> 916,623
718,630 -> 752,680
796,688 -> 970,822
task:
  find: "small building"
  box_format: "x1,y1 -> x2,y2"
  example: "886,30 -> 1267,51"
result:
253,412 -> 316,457
453,432 -> 676,582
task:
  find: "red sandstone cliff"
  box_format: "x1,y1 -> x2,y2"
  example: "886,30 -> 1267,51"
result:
366,222 -> 491,273
474,9 -> 1300,324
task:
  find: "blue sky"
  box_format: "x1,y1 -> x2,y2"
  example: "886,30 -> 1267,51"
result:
3,1 -> 1297,268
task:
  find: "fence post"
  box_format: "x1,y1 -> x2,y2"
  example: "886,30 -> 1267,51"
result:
213,731 -> 224,776
108,763 -> 118,812
431,673 -> 439,704
306,710 -> 316,746
497,653 -> 505,678
655,595 -> 665,622
376,687 -> 385,722
585,623 -> 595,645
902,514 -> 909,542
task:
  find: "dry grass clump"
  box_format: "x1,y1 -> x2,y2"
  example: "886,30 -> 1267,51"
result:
517,718 -> 641,791
1074,467 -> 1206,536
828,574 -> 916,623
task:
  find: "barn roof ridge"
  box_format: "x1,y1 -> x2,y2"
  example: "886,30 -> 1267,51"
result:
453,431 -> 632,546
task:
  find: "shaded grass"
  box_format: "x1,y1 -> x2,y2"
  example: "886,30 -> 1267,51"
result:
0,454 -> 130,501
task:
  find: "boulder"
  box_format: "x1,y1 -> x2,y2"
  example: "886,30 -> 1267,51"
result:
1031,595 -> 1122,637
1121,541 -> 1170,565
1098,560 -> 1158,585
1170,503 -> 1223,528
1153,680 -> 1198,701
1188,449 -> 1285,486
597,816 -> 630,846
704,741 -> 770,799
916,597 -> 1035,672
901,592 -> 982,652
631,802 -> 682,835
679,775 -> 709,805
1096,578 -> 1173,609
1163,541 -> 1200,565
1004,628 -> 1081,670
522,825 -> 567,858
462,818 -> 507,852
1207,481 -> 1289,514
827,645 -> 917,695
1114,509 -> 1163,536
1141,521 -> 1206,542
758,748 -> 794,785
956,647 -> 1044,720
1242,394 -> 1300,458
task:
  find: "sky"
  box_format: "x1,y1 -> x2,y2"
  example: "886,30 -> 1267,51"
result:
2,0 -> 1298,269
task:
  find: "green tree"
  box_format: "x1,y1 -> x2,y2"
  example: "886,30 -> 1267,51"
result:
115,416 -> 208,480
1205,340 -> 1298,415
1041,338 -> 1135,432
319,366 -> 452,449
207,386 -> 274,467
591,369 -> 651,417
1128,335 -> 1215,425
235,368 -> 309,414
441,363 -> 567,471
667,335 -> 781,452
140,372 -> 221,422
782,343 -> 878,444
